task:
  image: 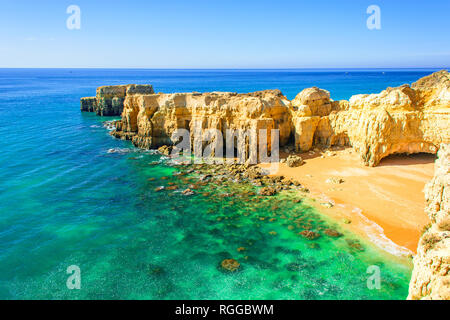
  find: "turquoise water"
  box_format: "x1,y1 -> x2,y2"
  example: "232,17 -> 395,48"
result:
0,68 -> 441,300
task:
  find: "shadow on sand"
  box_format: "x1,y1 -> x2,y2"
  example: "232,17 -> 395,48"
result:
378,152 -> 436,167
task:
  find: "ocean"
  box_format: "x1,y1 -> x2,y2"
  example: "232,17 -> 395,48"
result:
0,68 -> 442,300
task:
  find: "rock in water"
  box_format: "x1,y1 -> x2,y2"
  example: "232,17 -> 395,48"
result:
299,230 -> 320,240
182,188 -> 194,196
324,229 -> 343,238
221,259 -> 240,272
158,145 -> 173,156
259,187 -> 277,196
81,84 -> 154,116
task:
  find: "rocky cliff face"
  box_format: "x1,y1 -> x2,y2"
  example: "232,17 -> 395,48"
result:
408,144 -> 450,300
81,84 -> 154,116
111,90 -> 292,156
81,70 -> 450,166
292,70 -> 450,166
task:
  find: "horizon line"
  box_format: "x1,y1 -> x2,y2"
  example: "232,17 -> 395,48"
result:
0,67 -> 448,70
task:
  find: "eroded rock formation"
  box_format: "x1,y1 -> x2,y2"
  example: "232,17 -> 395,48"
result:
408,144 -> 450,300
81,70 -> 450,166
292,70 -> 450,166
81,84 -> 154,116
111,90 -> 292,156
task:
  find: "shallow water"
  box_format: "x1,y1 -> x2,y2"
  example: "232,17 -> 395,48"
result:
0,68 -> 436,299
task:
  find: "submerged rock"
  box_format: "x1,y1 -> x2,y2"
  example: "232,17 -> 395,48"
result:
182,188 -> 194,196
286,262 -> 307,272
346,239 -> 364,251
308,243 -> 321,250
299,230 -> 321,240
199,174 -> 212,181
259,187 -> 277,196
220,259 -> 241,272
324,229 -> 343,238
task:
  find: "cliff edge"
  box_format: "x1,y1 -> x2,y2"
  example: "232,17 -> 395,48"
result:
408,144 -> 450,300
81,84 -> 154,116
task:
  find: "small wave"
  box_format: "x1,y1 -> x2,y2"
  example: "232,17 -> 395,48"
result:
106,148 -> 132,154
352,207 -> 413,257
90,125 -> 101,128
102,121 -> 116,131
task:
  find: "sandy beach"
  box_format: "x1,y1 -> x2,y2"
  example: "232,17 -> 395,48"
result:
261,148 -> 436,255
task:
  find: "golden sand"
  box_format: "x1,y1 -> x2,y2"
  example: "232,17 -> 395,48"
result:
261,148 -> 435,254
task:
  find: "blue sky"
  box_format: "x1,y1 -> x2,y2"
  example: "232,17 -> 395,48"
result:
0,0 -> 449,68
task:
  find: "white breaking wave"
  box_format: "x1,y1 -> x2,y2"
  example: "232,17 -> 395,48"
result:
352,207 -> 414,257
106,148 -> 132,154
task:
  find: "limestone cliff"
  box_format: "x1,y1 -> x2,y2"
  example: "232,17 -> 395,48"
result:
81,84 -> 154,116
408,144 -> 450,300
81,70 -> 450,166
292,70 -> 450,166
111,90 -> 292,154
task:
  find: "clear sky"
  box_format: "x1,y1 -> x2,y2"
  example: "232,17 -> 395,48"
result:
0,0 -> 449,68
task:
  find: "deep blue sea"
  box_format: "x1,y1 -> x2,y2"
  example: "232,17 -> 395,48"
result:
0,68 -> 443,300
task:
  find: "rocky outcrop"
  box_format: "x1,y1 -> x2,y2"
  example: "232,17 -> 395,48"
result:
81,70 -> 450,166
81,84 -> 154,116
220,259 -> 240,272
111,90 -> 292,156
408,144 -> 450,300
286,155 -> 304,167
292,70 -> 450,166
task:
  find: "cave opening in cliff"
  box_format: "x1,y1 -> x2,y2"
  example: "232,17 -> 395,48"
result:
287,131 -> 296,148
378,152 -> 437,167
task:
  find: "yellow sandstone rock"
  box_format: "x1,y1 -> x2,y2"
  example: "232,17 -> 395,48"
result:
293,70 -> 450,166
81,84 -> 154,116
82,70 -> 450,166
408,144 -> 450,300
111,90 -> 292,154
